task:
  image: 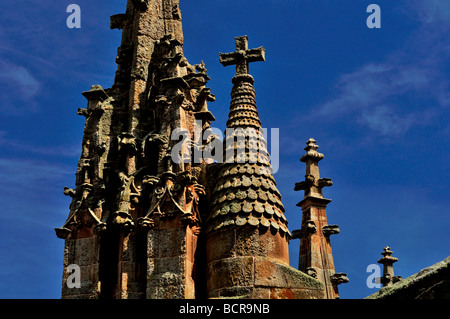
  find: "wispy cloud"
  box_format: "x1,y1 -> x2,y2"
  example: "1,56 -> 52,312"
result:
0,60 -> 42,113
312,0 -> 449,138
318,62 -> 442,136
411,0 -> 450,25
358,105 -> 420,136
0,61 -> 41,98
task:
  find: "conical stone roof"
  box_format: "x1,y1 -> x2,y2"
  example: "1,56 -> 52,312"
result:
206,75 -> 290,237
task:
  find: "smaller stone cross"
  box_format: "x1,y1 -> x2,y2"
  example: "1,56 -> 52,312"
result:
219,36 -> 265,76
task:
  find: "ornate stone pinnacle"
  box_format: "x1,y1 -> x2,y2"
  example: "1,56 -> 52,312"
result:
295,138 -> 331,200
377,246 -> 401,287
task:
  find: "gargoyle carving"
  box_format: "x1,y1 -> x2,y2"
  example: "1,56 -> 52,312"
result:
64,187 -> 76,198
195,87 -> 216,113
291,220 -> 317,239
111,211 -> 135,234
143,132 -> 169,150
330,273 -> 349,285
77,108 -> 89,117
294,174 -> 315,191
110,14 -> 128,30
306,267 -> 318,278
137,216 -> 156,230
318,178 -> 333,189
322,224 -> 340,237
303,220 -> 317,234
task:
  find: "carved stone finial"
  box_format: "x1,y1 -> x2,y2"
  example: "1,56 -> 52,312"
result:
378,246 -> 398,264
377,246 -> 401,287
295,138 -> 332,200
194,87 -> 216,123
300,138 -> 324,163
172,4 -> 181,20
161,153 -> 176,180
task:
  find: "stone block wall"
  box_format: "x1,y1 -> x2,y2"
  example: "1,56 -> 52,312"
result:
61,237 -> 101,299
206,226 -> 325,298
147,216 -> 199,298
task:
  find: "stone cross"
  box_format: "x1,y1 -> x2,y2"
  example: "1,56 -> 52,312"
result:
219,36 -> 265,76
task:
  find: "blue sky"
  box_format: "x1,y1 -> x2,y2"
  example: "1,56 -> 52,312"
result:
0,0 -> 448,299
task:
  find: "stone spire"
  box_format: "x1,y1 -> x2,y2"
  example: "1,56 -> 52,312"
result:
56,0 -> 216,299
378,246 -> 402,287
204,37 -> 326,299
293,138 -> 348,299
207,36 -> 289,238
111,0 -> 184,91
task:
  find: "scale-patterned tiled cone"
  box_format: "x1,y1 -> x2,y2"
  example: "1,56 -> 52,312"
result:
207,76 -> 290,237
